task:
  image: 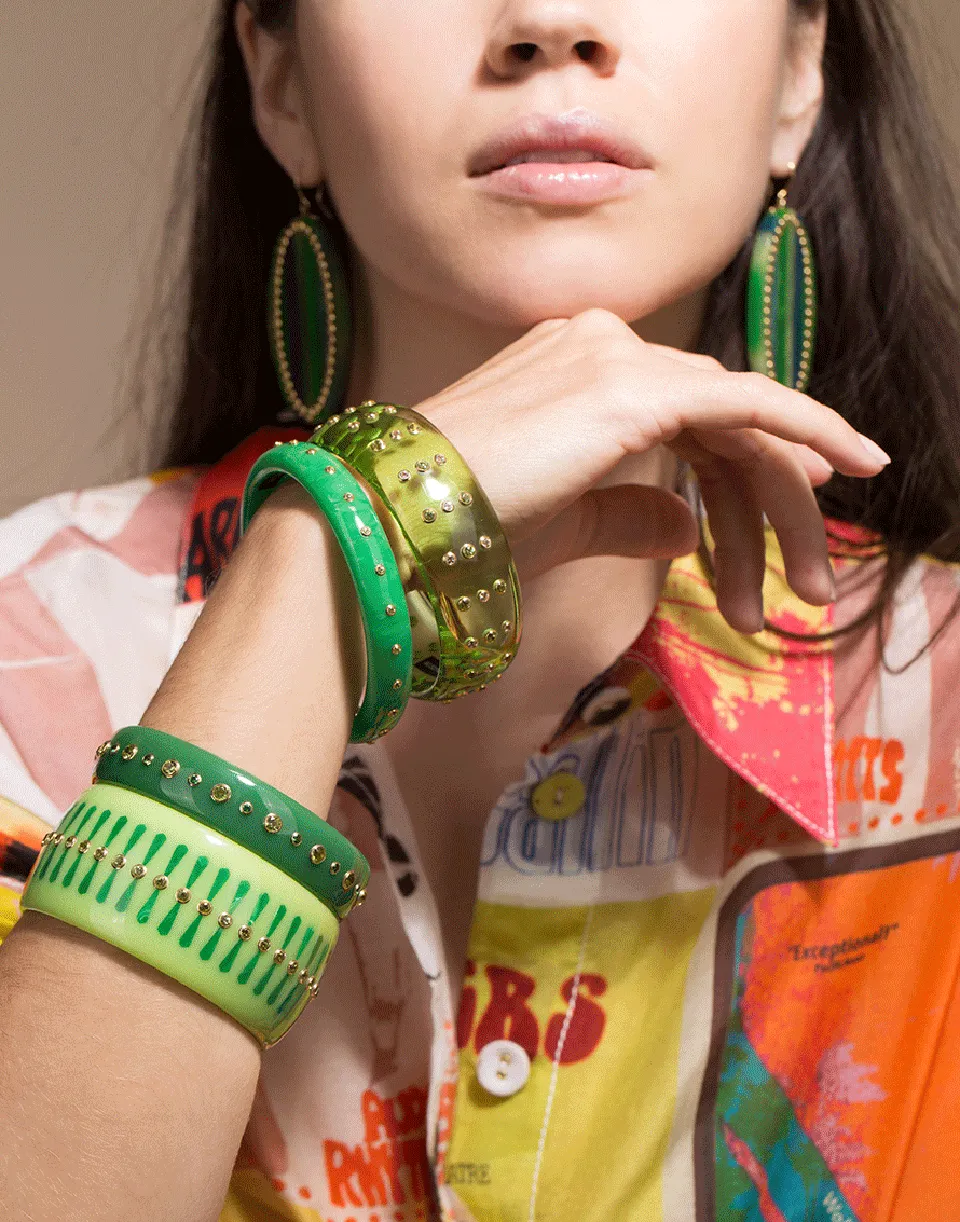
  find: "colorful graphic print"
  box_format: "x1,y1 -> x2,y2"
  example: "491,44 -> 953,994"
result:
448,891 -> 715,1221
698,830 -> 960,1222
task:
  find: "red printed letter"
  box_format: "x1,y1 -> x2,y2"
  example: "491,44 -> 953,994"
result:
545,974 -> 607,1064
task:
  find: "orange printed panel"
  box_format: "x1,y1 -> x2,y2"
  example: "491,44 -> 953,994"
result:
699,830 -> 960,1221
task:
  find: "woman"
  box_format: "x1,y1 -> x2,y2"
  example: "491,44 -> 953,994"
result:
1,0 -> 958,1218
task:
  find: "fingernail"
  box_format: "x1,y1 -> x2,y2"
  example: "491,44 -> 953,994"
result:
857,434 -> 891,467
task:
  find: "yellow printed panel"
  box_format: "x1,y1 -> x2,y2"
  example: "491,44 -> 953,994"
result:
448,891 -> 715,1221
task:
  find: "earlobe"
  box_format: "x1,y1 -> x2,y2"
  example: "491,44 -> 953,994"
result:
770,8 -> 828,176
234,0 -> 323,186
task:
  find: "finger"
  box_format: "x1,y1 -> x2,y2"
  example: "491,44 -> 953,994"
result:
742,439 -> 836,607
793,444 -> 834,488
692,456 -> 767,634
667,372 -> 890,477
513,484 -> 698,583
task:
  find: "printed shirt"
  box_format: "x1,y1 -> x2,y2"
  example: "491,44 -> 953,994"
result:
2,426 -> 960,1222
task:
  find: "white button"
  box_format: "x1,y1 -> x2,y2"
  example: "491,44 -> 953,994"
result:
476,1040 -> 531,1098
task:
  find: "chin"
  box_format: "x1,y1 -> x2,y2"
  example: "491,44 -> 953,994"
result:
453,265 -> 706,330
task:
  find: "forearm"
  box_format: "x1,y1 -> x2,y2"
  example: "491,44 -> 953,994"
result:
0,484 -> 364,1221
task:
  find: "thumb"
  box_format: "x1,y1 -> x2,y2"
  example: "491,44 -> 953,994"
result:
514,484 -> 699,583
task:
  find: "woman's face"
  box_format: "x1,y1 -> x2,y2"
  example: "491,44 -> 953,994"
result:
245,0 -> 825,329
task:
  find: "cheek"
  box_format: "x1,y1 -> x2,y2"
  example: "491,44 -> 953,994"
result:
298,2 -> 471,259
648,1 -> 788,260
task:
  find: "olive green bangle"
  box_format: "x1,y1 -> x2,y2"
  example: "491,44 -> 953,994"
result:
94,727 -> 368,921
22,784 -> 340,1048
241,442 -> 413,743
313,402 -> 522,702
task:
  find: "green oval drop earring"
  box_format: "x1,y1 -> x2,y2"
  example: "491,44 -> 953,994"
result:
746,163 -> 818,393
268,182 -> 354,428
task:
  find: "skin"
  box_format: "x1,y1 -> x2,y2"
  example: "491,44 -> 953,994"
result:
0,4 -> 891,1217
234,0 -> 839,988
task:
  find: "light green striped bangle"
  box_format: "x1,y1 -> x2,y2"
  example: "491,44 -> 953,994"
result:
21,783 -> 339,1048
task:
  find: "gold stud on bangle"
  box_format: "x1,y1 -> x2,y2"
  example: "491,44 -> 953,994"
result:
330,861 -> 342,876
299,969 -> 309,984
121,744 -> 138,761
325,465 -> 336,475
94,846 -> 108,861
290,831 -> 302,847
493,579 -> 507,594
355,889 -> 368,907
65,835 -> 77,848
239,801 -> 253,816
385,604 -> 397,617
461,544 -> 477,561
310,844 -> 327,865
142,753 -> 155,766
415,460 -> 429,473
131,864 -> 147,880
111,854 -> 127,870
390,429 -> 402,441
161,759 -> 180,779
286,960 -> 300,976
78,840 -> 90,854
370,439 -> 386,452
392,643 -> 402,655
218,913 -> 233,929
96,741 -> 112,759
374,563 -> 386,576
398,469 -> 411,482
359,524 -> 372,537
422,508 -> 438,523
257,936 -> 271,953
197,900 -> 213,917
273,949 -> 286,964
263,813 -> 283,834
176,887 -> 191,904
342,870 -> 356,891
458,491 -> 473,506
153,875 -> 168,890
210,783 -> 231,803
187,773 -> 202,787
442,551 -> 457,566
238,924 -> 252,941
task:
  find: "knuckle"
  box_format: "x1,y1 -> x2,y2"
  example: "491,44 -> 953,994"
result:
572,307 -> 631,338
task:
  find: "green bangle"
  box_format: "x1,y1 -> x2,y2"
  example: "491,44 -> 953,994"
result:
313,402 -> 522,702
94,727 -> 369,921
241,443 -> 413,743
22,784 -> 340,1048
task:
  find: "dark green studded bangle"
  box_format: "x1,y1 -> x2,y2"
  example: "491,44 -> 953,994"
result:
313,402 -> 522,702
241,443 -> 413,743
94,727 -> 369,920
24,784 -> 340,1048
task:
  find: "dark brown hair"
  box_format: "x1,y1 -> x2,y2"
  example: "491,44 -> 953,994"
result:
141,0 -> 960,629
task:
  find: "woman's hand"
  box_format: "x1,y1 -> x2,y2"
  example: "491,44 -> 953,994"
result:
416,308 -> 889,633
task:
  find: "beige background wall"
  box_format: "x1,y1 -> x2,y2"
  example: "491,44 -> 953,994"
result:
2,1 -> 960,518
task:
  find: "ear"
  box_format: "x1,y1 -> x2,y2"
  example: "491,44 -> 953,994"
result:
770,4 -> 828,176
234,1 -> 323,185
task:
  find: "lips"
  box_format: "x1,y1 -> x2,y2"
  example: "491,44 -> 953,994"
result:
468,111 -> 652,177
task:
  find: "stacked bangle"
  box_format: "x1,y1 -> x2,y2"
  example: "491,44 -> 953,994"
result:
314,402 -> 522,702
23,784 -> 340,1048
241,444 -> 413,743
94,727 -> 369,921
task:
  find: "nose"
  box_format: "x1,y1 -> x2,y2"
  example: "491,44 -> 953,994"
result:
485,1 -> 622,78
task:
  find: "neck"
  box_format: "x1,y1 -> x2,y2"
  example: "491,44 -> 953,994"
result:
345,258 -> 708,412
